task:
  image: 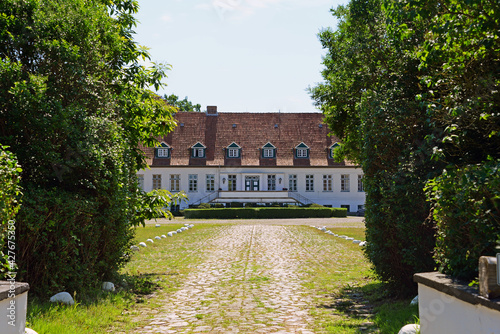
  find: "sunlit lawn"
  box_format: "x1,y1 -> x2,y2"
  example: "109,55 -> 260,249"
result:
26,221 -> 418,334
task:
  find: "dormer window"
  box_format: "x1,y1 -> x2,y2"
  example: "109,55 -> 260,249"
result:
191,142 -> 206,158
155,142 -> 170,158
329,142 -> 340,160
226,142 -> 241,158
295,142 -> 309,158
262,142 -> 276,158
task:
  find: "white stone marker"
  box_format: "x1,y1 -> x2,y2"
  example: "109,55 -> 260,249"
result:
155,236 -> 161,240
147,238 -> 154,243
49,292 -> 74,305
397,324 -> 420,334
102,282 -> 115,292
139,242 -> 147,247
130,245 -> 140,252
155,224 -> 161,227
161,234 -> 166,238
167,232 -> 173,237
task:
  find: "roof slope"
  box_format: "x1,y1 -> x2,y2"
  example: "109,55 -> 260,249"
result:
142,112 -> 352,167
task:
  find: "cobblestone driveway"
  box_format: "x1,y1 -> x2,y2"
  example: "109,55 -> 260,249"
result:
135,225 -> 318,334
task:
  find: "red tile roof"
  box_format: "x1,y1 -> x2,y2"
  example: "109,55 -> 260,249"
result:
142,111 -> 353,167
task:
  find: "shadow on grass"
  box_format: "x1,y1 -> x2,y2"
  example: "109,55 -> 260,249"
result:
317,282 -> 419,333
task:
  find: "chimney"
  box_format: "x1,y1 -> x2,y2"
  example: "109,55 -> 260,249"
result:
206,106 -> 218,116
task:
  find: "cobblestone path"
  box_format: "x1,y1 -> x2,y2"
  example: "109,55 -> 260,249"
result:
135,225 -> 316,334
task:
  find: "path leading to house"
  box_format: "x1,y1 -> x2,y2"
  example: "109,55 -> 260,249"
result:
131,219 -> 369,334
133,225 -> 319,334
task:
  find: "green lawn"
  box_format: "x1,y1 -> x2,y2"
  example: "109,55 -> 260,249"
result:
26,223 -> 418,333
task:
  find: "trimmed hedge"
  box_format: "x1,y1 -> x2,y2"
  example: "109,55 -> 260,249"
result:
184,207 -> 347,219
426,160 -> 500,280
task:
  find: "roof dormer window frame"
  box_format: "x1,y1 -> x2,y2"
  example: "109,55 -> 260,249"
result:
191,142 -> 206,158
226,142 -> 241,158
329,142 -> 340,160
262,142 -> 276,159
155,142 -> 171,158
295,142 -> 309,159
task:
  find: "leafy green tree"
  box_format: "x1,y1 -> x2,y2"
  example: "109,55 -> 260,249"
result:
386,0 -> 500,280
0,0 -> 177,295
310,0 -> 437,296
163,94 -> 201,112
312,0 -> 499,294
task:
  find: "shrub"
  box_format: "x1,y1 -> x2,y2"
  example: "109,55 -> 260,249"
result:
0,146 -> 22,278
426,160 -> 500,280
16,187 -> 135,295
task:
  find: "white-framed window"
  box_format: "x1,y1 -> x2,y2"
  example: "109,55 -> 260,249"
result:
323,174 -> 333,192
267,175 -> 276,191
263,148 -> 274,158
295,142 -> 309,158
358,175 -> 364,192
296,148 -> 308,158
306,174 -> 314,192
189,174 -> 198,192
152,174 -> 162,190
170,174 -> 180,192
341,174 -> 350,192
192,148 -> 204,158
206,174 -> 215,192
228,174 -> 237,191
137,174 -> 144,190
228,148 -> 239,158
155,143 -> 170,158
289,174 -> 297,192
157,148 -> 169,157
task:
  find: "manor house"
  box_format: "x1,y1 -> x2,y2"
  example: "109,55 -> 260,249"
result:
138,106 -> 365,211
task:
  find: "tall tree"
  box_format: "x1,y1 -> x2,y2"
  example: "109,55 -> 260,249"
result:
310,0 -> 437,296
0,0 -> 177,295
163,94 -> 201,112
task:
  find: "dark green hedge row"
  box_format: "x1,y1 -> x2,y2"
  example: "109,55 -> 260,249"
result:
426,160 -> 500,280
184,207 -> 347,219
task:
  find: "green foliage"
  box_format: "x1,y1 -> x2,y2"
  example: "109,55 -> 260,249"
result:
16,186 -> 131,295
0,146 -> 22,277
426,160 -> 500,280
0,0 -> 177,295
163,94 -> 201,112
184,207 -> 346,219
311,0 -> 437,296
136,190 -> 188,221
312,0 -> 499,296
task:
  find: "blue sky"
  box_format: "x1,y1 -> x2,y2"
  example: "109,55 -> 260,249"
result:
134,0 -> 347,112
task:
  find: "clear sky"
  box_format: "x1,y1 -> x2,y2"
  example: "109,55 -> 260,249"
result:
134,0 -> 347,112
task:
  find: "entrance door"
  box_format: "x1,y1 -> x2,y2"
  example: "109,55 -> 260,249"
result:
245,176 -> 260,191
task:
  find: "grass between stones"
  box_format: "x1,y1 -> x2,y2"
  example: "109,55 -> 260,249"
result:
25,221 -> 418,333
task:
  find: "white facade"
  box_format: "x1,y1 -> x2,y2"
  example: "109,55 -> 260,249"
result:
138,166 -> 365,211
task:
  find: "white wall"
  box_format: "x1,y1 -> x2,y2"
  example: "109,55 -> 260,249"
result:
0,291 -> 27,334
138,166 -> 365,210
418,284 -> 500,334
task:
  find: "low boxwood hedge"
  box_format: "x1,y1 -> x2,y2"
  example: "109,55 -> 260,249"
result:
184,207 -> 347,219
